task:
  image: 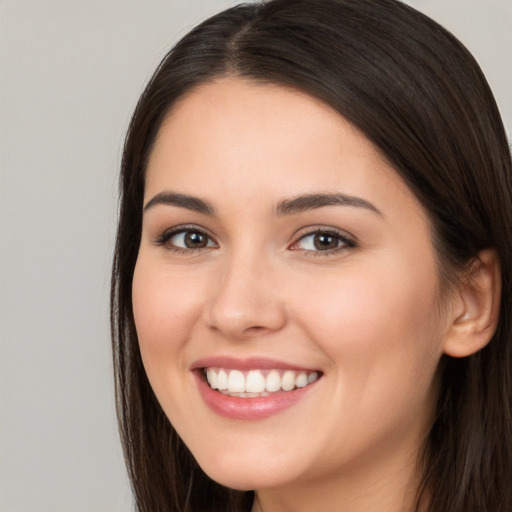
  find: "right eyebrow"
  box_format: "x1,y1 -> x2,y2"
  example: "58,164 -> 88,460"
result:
143,191 -> 215,216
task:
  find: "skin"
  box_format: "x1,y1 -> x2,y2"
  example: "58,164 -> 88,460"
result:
132,78 -> 462,512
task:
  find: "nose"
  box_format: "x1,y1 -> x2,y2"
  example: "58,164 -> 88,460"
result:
205,251 -> 287,340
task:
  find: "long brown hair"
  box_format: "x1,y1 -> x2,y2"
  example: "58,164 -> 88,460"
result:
111,1 -> 512,510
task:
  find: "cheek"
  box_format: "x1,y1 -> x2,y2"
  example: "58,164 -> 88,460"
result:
292,255 -> 443,382
131,258 -> 205,372
300,264 -> 444,444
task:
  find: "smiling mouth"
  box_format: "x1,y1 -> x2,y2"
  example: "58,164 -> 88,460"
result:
203,368 -> 320,397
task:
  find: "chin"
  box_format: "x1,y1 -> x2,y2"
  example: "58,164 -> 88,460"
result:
195,450 -> 300,492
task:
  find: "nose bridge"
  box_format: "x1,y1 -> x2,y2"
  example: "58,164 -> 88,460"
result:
206,244 -> 286,338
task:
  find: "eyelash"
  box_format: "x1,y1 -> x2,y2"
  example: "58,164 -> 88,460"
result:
290,228 -> 356,256
154,225 -> 217,254
153,226 -> 356,256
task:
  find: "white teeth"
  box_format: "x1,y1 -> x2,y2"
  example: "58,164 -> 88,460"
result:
227,370 -> 245,393
204,368 -> 320,396
217,369 -> 228,390
206,368 -> 218,389
296,372 -> 308,388
246,370 -> 266,393
266,370 -> 281,392
281,370 -> 295,391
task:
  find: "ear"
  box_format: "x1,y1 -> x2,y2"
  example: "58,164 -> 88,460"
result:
442,249 -> 501,358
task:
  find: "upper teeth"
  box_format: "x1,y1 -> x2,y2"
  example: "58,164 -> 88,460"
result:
205,368 -> 319,396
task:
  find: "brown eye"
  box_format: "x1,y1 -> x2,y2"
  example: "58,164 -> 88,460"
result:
313,233 -> 339,250
157,228 -> 217,251
184,231 -> 208,248
291,229 -> 355,253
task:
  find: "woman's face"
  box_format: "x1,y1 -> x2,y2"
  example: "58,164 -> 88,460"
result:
132,78 -> 454,498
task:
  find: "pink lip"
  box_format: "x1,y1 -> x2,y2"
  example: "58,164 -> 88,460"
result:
191,356 -> 315,372
191,357 -> 321,421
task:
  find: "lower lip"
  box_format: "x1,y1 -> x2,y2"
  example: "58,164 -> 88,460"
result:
194,371 -> 319,420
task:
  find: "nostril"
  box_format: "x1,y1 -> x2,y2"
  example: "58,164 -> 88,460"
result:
205,285 -> 287,338
243,325 -> 274,337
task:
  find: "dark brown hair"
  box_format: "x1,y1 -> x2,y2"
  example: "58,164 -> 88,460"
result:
111,1 -> 512,510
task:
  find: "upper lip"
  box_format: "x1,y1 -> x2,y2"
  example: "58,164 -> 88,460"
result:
190,356 -> 319,372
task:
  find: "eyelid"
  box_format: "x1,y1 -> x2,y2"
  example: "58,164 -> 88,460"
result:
153,224 -> 218,251
152,224 -> 355,255
289,226 -> 356,254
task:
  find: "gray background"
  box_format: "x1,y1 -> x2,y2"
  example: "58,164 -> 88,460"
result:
0,1 -> 510,511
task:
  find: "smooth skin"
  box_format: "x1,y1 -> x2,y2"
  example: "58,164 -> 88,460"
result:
132,78 -> 499,512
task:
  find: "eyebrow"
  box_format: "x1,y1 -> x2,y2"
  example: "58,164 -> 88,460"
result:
275,193 -> 382,217
143,191 -> 382,218
144,191 -> 215,215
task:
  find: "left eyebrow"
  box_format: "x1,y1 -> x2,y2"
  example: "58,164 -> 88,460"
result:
275,193 -> 383,217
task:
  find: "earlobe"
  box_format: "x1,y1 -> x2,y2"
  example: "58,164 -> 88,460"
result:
442,249 -> 501,358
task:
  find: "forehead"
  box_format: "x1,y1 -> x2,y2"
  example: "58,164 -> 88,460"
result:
145,77 -> 424,222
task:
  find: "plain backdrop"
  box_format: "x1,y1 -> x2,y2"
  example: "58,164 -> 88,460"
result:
0,1 -> 510,511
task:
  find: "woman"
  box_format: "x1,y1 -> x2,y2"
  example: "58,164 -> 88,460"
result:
111,0 -> 512,510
